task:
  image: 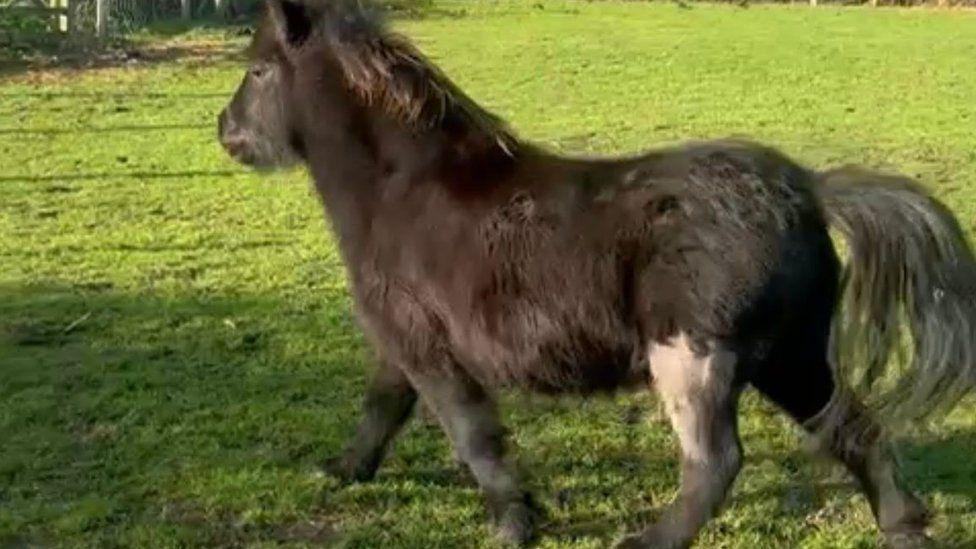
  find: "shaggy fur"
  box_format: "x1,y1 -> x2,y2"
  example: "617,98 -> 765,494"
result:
216,1 -> 976,547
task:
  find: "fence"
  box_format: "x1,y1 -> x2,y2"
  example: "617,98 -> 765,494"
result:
2,0 -> 971,50
1,0 -> 245,45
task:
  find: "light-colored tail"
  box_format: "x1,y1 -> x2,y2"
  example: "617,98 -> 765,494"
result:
817,166 -> 976,431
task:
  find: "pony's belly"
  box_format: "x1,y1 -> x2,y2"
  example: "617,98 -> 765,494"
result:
454,321 -> 643,394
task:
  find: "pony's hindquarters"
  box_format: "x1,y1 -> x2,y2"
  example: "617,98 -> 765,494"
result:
746,166 -> 967,546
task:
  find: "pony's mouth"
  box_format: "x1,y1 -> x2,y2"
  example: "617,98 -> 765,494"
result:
220,136 -> 257,165
218,110 -> 261,167
218,131 -> 287,170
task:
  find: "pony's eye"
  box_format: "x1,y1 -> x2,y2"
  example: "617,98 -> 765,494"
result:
249,64 -> 270,79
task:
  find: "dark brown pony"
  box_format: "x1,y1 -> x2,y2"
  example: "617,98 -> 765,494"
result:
217,1 -> 976,546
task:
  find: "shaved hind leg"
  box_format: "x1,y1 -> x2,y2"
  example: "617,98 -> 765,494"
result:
618,334 -> 744,549
751,348 -> 929,548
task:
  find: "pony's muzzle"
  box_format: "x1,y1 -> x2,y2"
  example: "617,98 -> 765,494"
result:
217,109 -> 254,165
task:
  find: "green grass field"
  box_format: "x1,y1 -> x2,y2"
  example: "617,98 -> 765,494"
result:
2,2 -> 976,547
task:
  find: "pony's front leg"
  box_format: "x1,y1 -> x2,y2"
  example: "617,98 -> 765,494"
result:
403,365 -> 538,546
326,359 -> 418,482
618,335 -> 743,549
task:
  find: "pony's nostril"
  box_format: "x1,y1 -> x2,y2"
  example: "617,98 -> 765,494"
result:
217,111 -> 248,160
220,135 -> 255,165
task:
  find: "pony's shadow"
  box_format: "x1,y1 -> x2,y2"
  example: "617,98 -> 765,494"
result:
902,429 -> 976,502
901,430 -> 976,546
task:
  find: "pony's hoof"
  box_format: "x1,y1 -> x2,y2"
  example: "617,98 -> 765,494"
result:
884,531 -> 932,549
494,500 -> 537,546
322,454 -> 375,484
614,533 -> 647,549
880,491 -> 930,548
614,526 -> 685,549
322,455 -> 352,482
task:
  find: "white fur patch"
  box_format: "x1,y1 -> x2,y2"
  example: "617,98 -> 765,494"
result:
648,333 -> 736,463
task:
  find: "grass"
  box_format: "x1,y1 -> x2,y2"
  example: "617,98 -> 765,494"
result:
2,1 -> 976,547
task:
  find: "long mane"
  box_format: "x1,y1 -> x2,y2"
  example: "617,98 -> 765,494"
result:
320,1 -> 518,155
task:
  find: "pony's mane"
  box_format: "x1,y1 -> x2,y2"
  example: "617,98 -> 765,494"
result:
320,2 -> 518,155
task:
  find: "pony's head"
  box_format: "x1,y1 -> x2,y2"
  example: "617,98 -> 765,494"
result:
218,0 -> 515,171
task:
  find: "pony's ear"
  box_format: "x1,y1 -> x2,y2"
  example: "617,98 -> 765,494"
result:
268,0 -> 317,50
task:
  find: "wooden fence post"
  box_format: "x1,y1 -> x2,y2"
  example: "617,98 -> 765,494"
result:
96,0 -> 108,36
52,0 -> 63,32
65,0 -> 75,35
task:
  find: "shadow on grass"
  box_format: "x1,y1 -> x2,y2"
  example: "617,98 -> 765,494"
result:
529,417 -> 976,545
903,431 -> 976,500
2,282 -> 974,546
0,169 -> 246,183
0,18 -> 251,81
0,2 -> 470,82
0,282 -> 363,545
0,123 -> 213,136
0,91 -> 229,98
902,431 -> 976,547
133,16 -> 256,40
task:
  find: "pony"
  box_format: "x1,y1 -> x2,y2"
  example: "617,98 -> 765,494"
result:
217,1 -> 976,546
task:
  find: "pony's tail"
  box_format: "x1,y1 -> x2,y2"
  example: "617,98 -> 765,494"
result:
816,166 -> 976,434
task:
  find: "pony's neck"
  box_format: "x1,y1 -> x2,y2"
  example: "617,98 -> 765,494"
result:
304,109 -> 516,255
303,114 -> 390,254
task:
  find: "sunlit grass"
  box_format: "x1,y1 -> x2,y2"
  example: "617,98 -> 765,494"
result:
2,2 -> 975,546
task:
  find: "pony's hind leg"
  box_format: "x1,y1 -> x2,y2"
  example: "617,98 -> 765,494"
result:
326,360 -> 418,482
750,333 -> 930,547
618,334 -> 744,549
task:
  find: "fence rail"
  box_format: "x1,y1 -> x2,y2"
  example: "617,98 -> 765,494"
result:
2,0 -> 970,46
1,0 -> 236,42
